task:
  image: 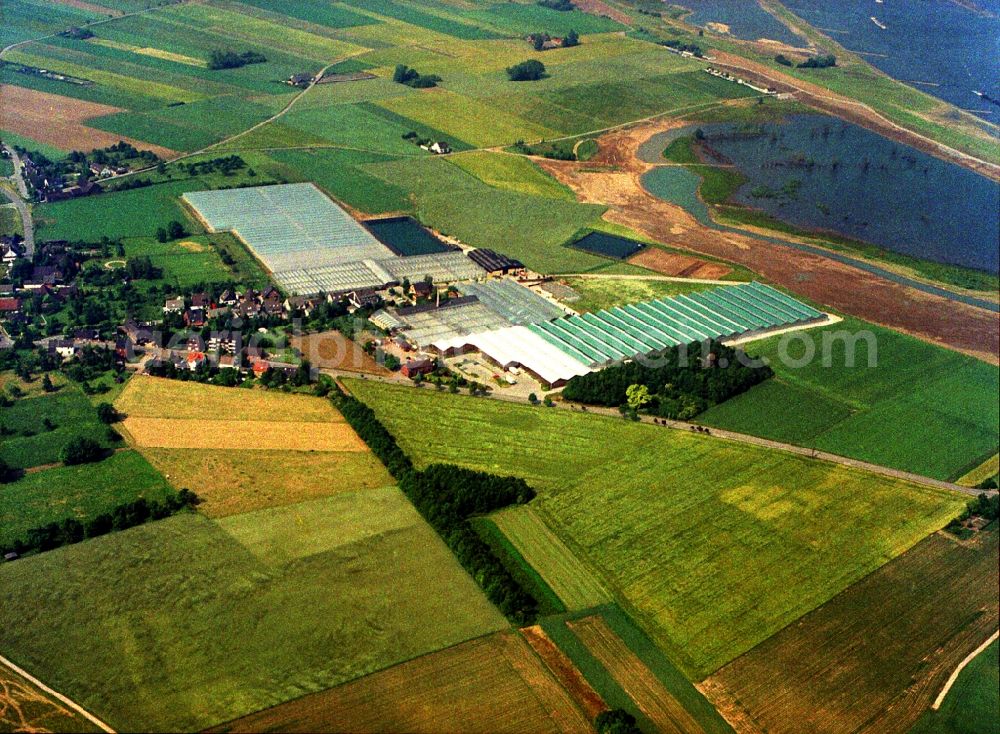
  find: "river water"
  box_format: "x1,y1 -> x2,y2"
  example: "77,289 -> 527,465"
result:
645,114 -> 999,273
676,0 -> 1000,122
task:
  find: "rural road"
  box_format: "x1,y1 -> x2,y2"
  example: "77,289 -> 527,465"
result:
1,144 -> 33,257
335,371 -> 993,498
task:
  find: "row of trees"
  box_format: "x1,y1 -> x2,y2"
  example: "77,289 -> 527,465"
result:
528,30 -> 579,50
561,341 -> 773,420
0,489 -> 200,558
333,393 -> 541,623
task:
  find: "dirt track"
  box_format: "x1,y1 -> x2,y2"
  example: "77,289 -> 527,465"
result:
534,121 -> 1000,364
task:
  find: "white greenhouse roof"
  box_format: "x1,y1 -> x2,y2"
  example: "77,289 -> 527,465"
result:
433,325 -> 593,385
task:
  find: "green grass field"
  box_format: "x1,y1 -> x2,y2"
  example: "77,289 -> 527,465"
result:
0,487 -> 506,731
347,380 -> 964,679
450,151 -> 575,201
364,155 -> 609,272
699,317 -> 1000,481
911,639 -> 999,734
0,387 -> 111,470
489,505 -> 611,611
561,276 -> 715,312
123,234 -> 233,288
0,450 -> 175,548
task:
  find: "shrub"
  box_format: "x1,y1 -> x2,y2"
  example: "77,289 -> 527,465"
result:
507,59 -> 546,81
60,436 -> 104,466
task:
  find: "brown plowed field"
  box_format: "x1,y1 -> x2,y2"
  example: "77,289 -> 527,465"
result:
291,331 -> 390,375
208,631 -> 595,734
629,248 -> 732,279
522,624 -> 607,720
569,616 -> 707,734
534,122 -> 999,364
573,0 -> 632,25
0,85 -> 175,157
701,530 -> 1000,734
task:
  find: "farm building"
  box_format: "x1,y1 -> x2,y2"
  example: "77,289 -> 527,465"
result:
467,248 -> 525,276
432,282 -> 826,386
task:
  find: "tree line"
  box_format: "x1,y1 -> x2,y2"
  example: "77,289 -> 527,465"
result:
0,489 -> 200,559
561,341 -> 772,420
333,393 -> 541,624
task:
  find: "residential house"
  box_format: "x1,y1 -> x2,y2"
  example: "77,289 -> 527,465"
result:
208,330 -> 240,354
284,295 -> 319,316
183,307 -> 206,328
191,292 -> 211,309
218,288 -> 239,307
347,289 -> 381,311
120,318 -> 155,346
163,296 -> 185,314
0,297 -> 22,315
410,281 -> 433,300
185,351 -> 206,371
49,338 -> 77,360
401,358 -> 435,379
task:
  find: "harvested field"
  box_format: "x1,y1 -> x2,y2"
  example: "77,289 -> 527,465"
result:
119,416 -> 366,451
570,615 -> 708,734
210,631 -> 594,734
141,448 -> 392,518
291,331 -> 391,374
115,377 -> 343,422
521,625 -> 607,721
703,530 -> 1000,734
0,659 -> 99,734
629,248 -> 733,280
0,85 -> 174,157
492,505 -> 612,611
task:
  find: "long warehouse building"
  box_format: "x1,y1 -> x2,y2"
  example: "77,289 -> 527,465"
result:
433,282 -> 826,386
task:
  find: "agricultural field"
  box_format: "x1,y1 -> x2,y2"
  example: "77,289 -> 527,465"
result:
291,330 -> 391,375
363,155 -> 610,273
0,659 -> 99,734
569,615 -> 719,733
560,276 -> 714,313
488,505 -> 611,611
0,449 -> 175,549
698,316 -> 1000,481
347,380 -> 965,679
0,384 -> 112,470
0,489 -> 506,731
910,639 -> 999,734
704,530 -> 1000,734
210,631 -> 594,734
115,377 -> 392,516
450,151 -> 576,201
540,606 -> 732,734
140,449 -> 391,518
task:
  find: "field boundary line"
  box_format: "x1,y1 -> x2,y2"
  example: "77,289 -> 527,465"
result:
0,654 -> 116,733
931,629 -> 999,710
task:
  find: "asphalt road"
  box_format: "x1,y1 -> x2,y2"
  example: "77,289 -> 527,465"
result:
2,144 -> 33,257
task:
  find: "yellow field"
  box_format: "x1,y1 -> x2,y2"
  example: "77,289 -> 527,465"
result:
141,448 -> 392,517
116,377 -> 386,515
957,454 -> 998,487
119,416 -> 366,451
115,376 -> 343,422
88,38 -> 206,67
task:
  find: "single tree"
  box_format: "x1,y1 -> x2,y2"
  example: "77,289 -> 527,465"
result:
506,59 -> 546,81
562,29 -> 580,47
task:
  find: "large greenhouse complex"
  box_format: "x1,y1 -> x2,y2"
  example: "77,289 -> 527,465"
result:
433,282 -> 827,386
182,184 -> 483,295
